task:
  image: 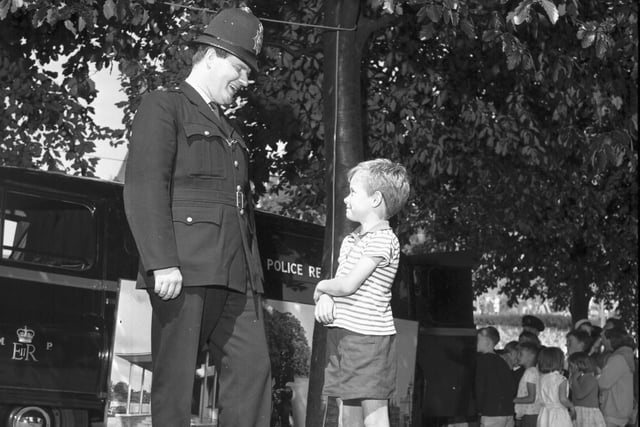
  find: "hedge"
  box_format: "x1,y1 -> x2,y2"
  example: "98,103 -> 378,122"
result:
473,313 -> 574,330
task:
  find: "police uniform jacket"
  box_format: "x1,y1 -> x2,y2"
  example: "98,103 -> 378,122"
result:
123,82 -> 263,293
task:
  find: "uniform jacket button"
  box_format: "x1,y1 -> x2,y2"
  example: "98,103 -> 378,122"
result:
233,160 -> 239,168
204,130 -> 210,136
236,185 -> 242,191
186,216 -> 193,223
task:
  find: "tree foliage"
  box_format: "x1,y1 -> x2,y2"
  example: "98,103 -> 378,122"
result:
1,0 -> 636,324
110,380 -> 129,402
266,306 -> 311,381
376,0 -> 638,325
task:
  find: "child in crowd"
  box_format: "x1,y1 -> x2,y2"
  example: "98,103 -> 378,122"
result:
502,341 -> 521,369
313,159 -> 410,427
519,330 -> 542,347
537,346 -> 574,427
567,352 -> 605,427
566,329 -> 594,357
502,340 -> 525,386
476,326 -> 517,427
513,342 -> 541,427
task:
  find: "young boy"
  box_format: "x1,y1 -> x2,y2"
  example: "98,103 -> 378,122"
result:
513,342 -> 541,427
476,326 -> 517,427
313,158 -> 411,427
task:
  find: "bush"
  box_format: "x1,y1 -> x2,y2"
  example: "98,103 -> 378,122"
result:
474,315 -> 571,350
474,313 -> 573,330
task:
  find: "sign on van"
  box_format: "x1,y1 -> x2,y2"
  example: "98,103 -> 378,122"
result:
265,258 -> 322,280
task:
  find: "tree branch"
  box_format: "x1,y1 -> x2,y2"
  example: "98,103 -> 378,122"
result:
356,12 -> 408,48
264,41 -> 323,58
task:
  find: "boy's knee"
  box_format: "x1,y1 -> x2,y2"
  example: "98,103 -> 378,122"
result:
361,399 -> 389,427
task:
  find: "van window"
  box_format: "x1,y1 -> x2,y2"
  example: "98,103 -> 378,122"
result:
2,191 -> 96,270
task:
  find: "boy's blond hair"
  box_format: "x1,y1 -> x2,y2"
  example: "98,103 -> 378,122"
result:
347,158 -> 411,219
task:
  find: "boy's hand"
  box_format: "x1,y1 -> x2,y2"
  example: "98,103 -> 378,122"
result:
313,282 -> 326,302
315,294 -> 335,324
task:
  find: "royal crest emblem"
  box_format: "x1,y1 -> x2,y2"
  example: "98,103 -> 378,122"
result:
17,325 -> 35,344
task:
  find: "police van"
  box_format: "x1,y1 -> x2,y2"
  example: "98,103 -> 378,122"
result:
0,166 -> 477,427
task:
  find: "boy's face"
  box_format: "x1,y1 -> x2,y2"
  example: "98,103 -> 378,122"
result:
476,335 -> 492,353
344,172 -> 376,223
566,335 -> 584,355
517,349 -> 534,367
504,349 -> 518,367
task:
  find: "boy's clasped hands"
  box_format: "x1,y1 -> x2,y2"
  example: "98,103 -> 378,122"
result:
314,284 -> 335,325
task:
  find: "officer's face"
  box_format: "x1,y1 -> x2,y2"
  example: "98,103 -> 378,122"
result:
206,51 -> 251,105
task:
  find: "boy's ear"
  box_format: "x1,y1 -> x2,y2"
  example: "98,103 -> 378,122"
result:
372,190 -> 384,208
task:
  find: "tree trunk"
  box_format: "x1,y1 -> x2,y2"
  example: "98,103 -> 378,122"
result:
569,271 -> 591,326
305,0 -> 364,426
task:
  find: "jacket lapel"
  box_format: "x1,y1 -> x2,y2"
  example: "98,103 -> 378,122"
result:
180,81 -> 249,151
180,81 -> 218,125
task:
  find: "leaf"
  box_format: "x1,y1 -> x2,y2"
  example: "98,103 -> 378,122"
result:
482,30 -> 499,42
557,3 -> 566,17
580,31 -> 595,48
539,0 -> 559,24
46,8 -> 58,25
595,34 -> 611,59
103,0 -> 116,19
509,0 -> 533,26
507,52 -> 521,70
461,19 -> 476,39
10,0 -> 22,12
426,4 -> 442,23
419,23 -> 436,40
0,0 -> 11,20
64,19 -> 76,35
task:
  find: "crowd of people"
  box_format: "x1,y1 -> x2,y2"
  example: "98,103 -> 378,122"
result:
476,316 -> 638,427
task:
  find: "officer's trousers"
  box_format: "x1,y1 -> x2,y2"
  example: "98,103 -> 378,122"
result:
147,286 -> 271,427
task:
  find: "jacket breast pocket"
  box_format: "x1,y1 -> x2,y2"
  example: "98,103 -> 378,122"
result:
183,123 -> 226,178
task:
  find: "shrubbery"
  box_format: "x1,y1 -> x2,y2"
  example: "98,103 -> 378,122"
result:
474,313 -> 575,330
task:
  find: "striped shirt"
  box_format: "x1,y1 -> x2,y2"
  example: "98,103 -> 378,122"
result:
328,224 -> 399,335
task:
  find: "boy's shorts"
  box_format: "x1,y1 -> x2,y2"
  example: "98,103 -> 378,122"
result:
322,327 -> 396,401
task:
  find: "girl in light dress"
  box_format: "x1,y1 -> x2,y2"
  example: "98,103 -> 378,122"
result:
568,352 -> 606,427
536,346 -> 574,427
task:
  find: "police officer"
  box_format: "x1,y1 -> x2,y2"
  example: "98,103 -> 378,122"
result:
123,8 -> 270,427
522,314 -> 545,336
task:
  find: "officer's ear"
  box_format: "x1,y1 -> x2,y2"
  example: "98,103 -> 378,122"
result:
205,47 -> 218,65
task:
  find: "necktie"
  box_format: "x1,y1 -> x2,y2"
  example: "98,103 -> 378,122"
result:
208,102 -> 236,146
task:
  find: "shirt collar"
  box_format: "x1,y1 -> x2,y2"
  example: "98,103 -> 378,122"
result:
184,79 -> 212,106
351,220 -> 391,238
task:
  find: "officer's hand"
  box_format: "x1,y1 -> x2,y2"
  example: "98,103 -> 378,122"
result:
315,294 -> 335,325
153,267 -> 182,300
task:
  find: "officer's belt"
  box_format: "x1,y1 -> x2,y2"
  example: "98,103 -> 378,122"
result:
172,188 -> 246,210
172,186 -> 261,293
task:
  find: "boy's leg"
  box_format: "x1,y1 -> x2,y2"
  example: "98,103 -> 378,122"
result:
521,414 -> 538,427
342,400 -> 364,427
361,399 -> 390,427
480,416 -> 512,427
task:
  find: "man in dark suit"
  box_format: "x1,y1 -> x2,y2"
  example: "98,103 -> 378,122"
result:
123,8 -> 270,427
